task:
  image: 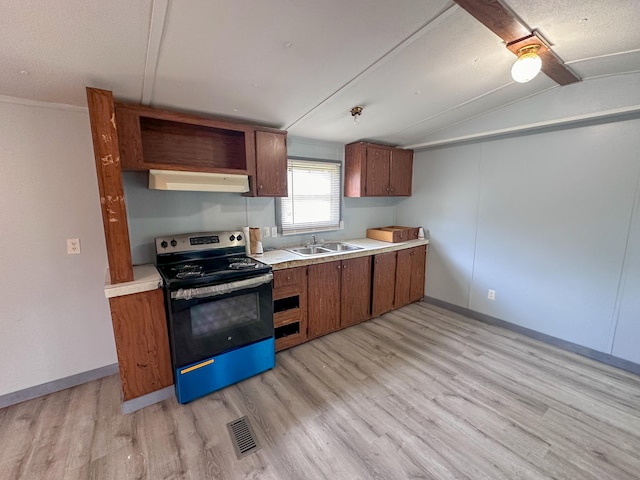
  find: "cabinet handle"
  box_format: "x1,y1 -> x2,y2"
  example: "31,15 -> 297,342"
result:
287,276 -> 291,281
337,265 -> 341,269
259,184 -> 263,190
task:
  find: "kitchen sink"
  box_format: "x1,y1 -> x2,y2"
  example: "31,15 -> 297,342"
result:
287,242 -> 364,256
321,242 -> 363,252
287,245 -> 333,256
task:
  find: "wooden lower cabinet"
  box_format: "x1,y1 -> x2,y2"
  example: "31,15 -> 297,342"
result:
341,256 -> 372,328
308,261 -> 342,338
395,245 -> 427,308
108,288 -> 173,401
409,245 -> 427,302
308,258 -> 372,339
372,251 -> 397,316
273,267 -> 308,351
276,244 -> 426,350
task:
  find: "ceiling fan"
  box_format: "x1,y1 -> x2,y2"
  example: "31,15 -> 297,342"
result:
453,0 -> 580,85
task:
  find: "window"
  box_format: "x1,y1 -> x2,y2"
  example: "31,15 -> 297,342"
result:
276,158 -> 342,236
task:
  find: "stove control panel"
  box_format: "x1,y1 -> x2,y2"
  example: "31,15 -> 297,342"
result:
155,230 -> 246,254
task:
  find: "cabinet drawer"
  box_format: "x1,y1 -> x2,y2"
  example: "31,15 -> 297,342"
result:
273,267 -> 305,288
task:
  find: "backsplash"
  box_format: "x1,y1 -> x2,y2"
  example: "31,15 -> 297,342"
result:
123,137 -> 401,265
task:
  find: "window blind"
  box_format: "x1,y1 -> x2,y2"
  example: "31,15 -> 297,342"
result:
276,159 -> 342,236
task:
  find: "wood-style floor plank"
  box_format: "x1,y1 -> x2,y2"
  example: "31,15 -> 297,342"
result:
1,302 -> 640,479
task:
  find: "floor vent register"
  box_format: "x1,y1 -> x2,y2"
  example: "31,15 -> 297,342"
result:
227,416 -> 261,459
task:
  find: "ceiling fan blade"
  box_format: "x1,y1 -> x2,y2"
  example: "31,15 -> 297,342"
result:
453,0 -> 529,41
453,0 -> 580,86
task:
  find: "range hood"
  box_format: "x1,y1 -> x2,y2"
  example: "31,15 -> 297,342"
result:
149,169 -> 250,193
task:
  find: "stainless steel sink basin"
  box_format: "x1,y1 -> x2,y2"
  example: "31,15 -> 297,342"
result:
287,246 -> 333,256
321,242 -> 364,252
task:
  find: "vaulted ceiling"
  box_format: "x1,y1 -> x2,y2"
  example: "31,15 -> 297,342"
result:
2,0 -> 639,147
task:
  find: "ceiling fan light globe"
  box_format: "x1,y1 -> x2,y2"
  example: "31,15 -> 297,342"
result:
511,53 -> 542,83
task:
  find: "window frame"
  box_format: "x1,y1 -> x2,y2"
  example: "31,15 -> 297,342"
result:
275,156 -> 343,236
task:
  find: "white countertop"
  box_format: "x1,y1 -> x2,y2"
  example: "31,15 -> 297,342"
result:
104,264 -> 163,299
251,237 -> 429,270
103,238 -> 428,296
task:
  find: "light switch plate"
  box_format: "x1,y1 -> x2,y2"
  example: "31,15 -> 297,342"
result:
271,226 -> 278,238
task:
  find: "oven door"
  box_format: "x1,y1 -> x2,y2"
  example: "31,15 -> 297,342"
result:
167,273 -> 273,368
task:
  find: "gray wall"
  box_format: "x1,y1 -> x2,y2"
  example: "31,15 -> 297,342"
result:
0,99 -> 116,397
124,136 -> 401,264
396,117 -> 640,360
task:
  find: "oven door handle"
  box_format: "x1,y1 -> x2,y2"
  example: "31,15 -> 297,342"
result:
171,272 -> 273,301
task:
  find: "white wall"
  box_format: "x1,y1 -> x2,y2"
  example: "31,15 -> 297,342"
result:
0,99 -> 116,397
125,136 -> 400,264
396,116 -> 640,359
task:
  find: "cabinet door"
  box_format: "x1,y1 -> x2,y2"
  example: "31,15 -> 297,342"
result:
394,249 -> 413,308
308,261 -> 341,338
389,148 -> 413,196
341,256 -> 372,328
255,130 -> 288,197
372,252 -> 397,316
365,147 -> 391,196
109,289 -> 173,401
409,246 -> 427,302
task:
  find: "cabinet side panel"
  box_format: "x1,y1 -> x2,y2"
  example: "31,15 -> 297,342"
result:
344,143 -> 365,197
115,105 -> 144,170
109,289 -> 173,400
86,88 -> 133,283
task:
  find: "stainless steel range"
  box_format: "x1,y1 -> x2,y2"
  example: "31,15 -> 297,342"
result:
156,230 -> 274,404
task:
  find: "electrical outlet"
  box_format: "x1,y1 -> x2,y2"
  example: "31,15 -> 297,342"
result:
262,227 -> 270,238
487,289 -> 496,301
271,226 -> 278,238
67,238 -> 81,254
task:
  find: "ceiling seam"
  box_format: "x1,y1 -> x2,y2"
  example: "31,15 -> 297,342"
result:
566,48 -> 640,65
284,2 -> 459,131
404,104 -> 640,150
141,0 -> 170,105
388,83 -> 558,143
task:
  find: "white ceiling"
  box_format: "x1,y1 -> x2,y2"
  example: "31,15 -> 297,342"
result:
2,0 -> 639,146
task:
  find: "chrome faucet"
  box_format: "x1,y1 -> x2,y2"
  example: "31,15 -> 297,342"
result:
312,235 -> 316,245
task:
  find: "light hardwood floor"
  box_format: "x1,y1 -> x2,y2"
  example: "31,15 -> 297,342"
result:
2,302 -> 640,479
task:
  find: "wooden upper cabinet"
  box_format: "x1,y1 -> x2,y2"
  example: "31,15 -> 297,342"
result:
114,101 -> 288,197
115,103 -> 255,174
389,148 -> 413,196
253,130 -> 288,197
344,142 -> 413,197
364,147 -> 391,196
